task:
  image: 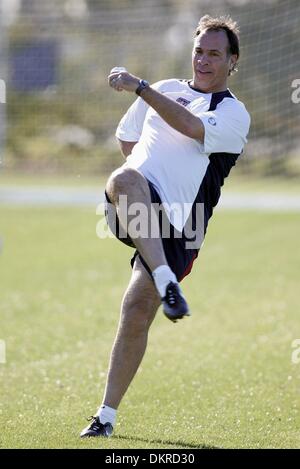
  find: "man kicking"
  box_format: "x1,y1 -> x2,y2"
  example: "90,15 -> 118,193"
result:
81,14 -> 250,438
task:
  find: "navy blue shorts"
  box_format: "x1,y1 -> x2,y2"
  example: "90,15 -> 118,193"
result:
104,180 -> 199,282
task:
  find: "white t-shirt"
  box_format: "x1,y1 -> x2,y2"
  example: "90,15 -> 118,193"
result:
116,79 -> 250,231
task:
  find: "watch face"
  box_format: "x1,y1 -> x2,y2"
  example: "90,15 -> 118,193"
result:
136,79 -> 149,95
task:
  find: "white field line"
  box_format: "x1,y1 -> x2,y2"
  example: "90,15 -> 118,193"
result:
1,186 -> 300,211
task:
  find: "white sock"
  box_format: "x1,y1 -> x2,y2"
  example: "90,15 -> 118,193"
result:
96,404 -> 117,427
152,265 -> 178,298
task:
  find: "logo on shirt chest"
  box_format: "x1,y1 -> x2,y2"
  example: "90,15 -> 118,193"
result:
176,97 -> 191,107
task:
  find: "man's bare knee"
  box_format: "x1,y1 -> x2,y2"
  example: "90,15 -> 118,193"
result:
106,167 -> 148,203
120,294 -> 160,336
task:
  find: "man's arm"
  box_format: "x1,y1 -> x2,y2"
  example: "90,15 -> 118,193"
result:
117,138 -> 138,158
138,86 -> 205,142
108,70 -> 205,142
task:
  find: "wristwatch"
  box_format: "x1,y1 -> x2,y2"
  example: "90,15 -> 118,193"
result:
135,79 -> 150,96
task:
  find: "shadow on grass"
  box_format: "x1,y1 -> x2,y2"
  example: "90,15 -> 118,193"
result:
114,434 -> 219,449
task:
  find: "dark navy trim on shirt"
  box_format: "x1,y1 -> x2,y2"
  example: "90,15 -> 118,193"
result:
185,90 -> 239,243
186,152 -> 240,247
208,89 -> 234,111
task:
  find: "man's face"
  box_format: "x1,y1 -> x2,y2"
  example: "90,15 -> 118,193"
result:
192,29 -> 237,93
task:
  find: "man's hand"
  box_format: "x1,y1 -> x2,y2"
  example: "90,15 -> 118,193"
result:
108,68 -> 140,93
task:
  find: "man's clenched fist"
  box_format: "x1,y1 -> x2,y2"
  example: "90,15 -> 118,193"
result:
108,67 -> 140,93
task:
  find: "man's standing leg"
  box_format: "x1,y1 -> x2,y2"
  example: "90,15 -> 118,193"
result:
80,257 -> 160,437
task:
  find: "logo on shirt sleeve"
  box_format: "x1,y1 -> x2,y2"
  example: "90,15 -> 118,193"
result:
208,117 -> 217,126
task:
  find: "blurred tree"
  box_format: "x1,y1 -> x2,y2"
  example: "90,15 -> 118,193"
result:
86,0 -> 174,11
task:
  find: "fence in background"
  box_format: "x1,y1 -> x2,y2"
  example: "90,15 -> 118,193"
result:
0,0 -> 299,176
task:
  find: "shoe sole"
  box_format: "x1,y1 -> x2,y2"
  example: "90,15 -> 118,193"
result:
80,430 -> 113,438
163,307 -> 190,323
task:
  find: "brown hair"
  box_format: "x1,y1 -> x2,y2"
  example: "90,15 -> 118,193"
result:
195,15 -> 240,73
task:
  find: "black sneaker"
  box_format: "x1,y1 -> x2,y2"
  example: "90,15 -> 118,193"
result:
80,416 -> 113,438
162,282 -> 190,322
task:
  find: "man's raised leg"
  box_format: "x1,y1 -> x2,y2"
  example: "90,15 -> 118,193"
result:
106,164 -> 167,272
105,164 -> 189,322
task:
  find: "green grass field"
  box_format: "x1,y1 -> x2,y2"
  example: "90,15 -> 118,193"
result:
0,204 -> 300,449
